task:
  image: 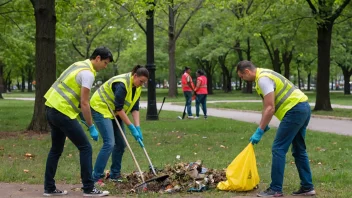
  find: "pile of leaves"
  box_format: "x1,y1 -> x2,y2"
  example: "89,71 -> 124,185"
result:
112,161 -> 226,194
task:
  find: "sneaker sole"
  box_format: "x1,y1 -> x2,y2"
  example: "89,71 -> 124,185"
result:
83,193 -> 109,197
43,193 -> 68,196
292,190 -> 316,196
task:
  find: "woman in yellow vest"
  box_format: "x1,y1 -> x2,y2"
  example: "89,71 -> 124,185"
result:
89,65 -> 149,185
194,69 -> 208,119
236,61 -> 315,197
43,47 -> 113,196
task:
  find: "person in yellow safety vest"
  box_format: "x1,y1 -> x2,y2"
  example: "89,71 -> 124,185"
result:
89,65 -> 149,185
43,46 -> 113,197
181,66 -> 195,118
194,69 -> 208,119
236,60 -> 316,197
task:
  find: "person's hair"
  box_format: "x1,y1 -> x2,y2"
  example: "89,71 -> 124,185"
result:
236,60 -> 256,73
90,46 -> 114,62
196,69 -> 205,76
131,65 -> 149,78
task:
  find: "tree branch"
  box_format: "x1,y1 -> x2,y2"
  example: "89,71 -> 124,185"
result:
246,0 -> 254,15
330,0 -> 352,22
260,33 -> 274,63
335,15 -> 352,24
305,0 -> 317,15
116,2 -> 146,34
0,0 -> 13,7
72,42 -> 85,58
175,0 -> 204,40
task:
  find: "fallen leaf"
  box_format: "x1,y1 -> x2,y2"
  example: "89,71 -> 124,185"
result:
318,162 -> 322,165
177,136 -> 181,139
0,146 -> 4,150
68,154 -> 72,157
194,153 -> 197,155
157,143 -> 161,146
332,142 -> 337,145
25,153 -> 34,157
220,145 -> 226,148
23,169 -> 29,173
194,144 -> 198,146
207,147 -> 212,151
291,161 -> 295,164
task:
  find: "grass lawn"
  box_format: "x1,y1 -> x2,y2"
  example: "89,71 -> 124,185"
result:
0,100 -> 352,197
205,102 -> 352,119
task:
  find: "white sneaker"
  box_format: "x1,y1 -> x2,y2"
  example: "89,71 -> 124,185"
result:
187,116 -> 194,119
83,187 -> 109,197
194,116 -> 199,119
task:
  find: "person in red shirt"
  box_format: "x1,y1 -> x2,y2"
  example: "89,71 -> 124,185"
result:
181,67 -> 195,118
194,69 -> 208,119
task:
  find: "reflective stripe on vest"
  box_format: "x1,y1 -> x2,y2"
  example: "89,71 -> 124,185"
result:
259,70 -> 297,113
51,62 -> 90,113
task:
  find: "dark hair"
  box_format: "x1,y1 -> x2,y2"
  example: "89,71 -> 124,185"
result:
90,46 -> 114,62
236,60 -> 256,73
131,65 -> 149,78
196,69 -> 205,76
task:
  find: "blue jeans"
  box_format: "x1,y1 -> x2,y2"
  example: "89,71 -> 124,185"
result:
183,91 -> 193,116
45,107 -> 94,192
91,108 -> 126,181
195,94 -> 207,117
270,102 -> 314,192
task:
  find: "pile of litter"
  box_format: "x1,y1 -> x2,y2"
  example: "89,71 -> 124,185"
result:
112,160 -> 226,194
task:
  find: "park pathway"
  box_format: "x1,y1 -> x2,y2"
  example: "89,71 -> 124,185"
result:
5,97 -> 352,136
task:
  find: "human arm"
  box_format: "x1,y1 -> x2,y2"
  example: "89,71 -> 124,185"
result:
250,77 -> 275,144
194,78 -> 202,93
186,75 -> 195,91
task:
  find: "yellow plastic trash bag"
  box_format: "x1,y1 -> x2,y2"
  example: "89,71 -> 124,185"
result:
217,143 -> 260,191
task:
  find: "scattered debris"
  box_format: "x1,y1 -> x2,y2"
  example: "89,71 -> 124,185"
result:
108,160 -> 226,194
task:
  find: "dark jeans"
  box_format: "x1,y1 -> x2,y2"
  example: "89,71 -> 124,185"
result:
44,107 -> 94,192
270,102 -> 314,192
91,108 -> 126,181
183,91 -> 193,116
195,94 -> 207,117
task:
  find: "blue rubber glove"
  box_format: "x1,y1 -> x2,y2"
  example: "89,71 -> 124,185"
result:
264,125 -> 270,132
128,124 -> 141,141
250,127 -> 264,144
88,124 -> 99,141
135,126 -> 143,141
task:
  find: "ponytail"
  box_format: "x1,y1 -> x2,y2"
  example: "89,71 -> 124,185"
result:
131,65 -> 149,78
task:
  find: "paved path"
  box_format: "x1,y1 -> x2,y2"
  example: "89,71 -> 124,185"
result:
5,97 -> 352,136
139,102 -> 352,136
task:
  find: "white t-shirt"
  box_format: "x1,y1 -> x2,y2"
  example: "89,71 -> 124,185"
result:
258,77 -> 275,96
75,70 -> 95,89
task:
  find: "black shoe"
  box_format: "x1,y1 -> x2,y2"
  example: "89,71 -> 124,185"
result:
292,186 -> 316,196
43,189 -> 68,196
83,187 -> 109,197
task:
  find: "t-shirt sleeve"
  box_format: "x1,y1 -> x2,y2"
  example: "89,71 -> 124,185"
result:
75,70 -> 95,89
112,82 -> 127,111
258,77 -> 275,96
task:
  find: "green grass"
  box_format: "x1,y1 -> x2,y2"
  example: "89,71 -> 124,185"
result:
0,100 -> 352,197
206,102 -> 352,119
0,100 -> 34,131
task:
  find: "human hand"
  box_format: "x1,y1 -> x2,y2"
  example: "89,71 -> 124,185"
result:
249,127 -> 264,144
128,124 -> 141,141
88,124 -> 99,141
136,126 -> 143,141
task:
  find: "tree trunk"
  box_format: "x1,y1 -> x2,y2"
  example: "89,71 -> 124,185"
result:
0,61 -> 5,99
27,66 -> 33,92
273,48 -> 281,74
341,66 -> 351,95
5,70 -> 12,92
167,5 -> 177,97
314,22 -> 333,111
21,69 -> 25,92
28,0 -> 57,132
307,72 -> 311,91
282,50 -> 293,79
297,63 -> 301,89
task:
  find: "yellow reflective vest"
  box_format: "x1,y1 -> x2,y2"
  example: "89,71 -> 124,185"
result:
90,72 -> 141,119
44,59 -> 96,119
255,68 -> 308,120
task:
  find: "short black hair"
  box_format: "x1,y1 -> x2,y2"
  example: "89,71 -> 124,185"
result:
196,69 -> 205,75
90,46 -> 114,62
236,60 -> 256,73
